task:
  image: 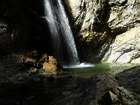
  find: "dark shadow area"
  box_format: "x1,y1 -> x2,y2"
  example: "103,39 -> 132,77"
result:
0,75 -> 97,105
116,66 -> 140,94
0,0 -> 53,55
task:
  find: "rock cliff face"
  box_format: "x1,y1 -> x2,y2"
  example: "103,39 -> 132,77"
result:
65,0 -> 140,63
103,0 -> 140,63
65,0 -> 111,63
103,27 -> 140,63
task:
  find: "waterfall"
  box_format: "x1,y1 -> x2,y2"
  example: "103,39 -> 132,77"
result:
44,0 -> 61,63
44,0 -> 80,65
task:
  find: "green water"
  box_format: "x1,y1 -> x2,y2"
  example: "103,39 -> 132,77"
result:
39,63 -> 137,78
63,63 -> 111,78
62,63 -> 137,78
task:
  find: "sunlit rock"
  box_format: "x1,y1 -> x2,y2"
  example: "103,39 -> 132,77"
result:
42,56 -> 58,74
65,0 -> 111,62
65,0 -> 140,63
103,27 -> 140,63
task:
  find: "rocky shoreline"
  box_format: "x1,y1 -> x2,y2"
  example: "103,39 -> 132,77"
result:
0,54 -> 140,105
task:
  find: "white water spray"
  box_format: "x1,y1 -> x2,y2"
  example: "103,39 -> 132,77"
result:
44,0 -> 79,65
44,0 -> 94,68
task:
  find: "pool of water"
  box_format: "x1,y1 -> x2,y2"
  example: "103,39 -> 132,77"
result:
62,63 -> 111,78
63,63 -> 95,69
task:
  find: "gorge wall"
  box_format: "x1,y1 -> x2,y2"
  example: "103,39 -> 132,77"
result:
64,0 -> 140,64
0,0 -> 140,64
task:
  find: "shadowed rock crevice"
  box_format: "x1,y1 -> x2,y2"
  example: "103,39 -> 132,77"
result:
65,0 -> 140,63
64,0 -> 113,63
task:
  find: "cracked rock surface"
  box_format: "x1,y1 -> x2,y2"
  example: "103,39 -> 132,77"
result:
65,0 -> 140,63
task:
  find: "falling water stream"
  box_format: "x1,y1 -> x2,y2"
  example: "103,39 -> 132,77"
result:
44,0 -> 94,68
